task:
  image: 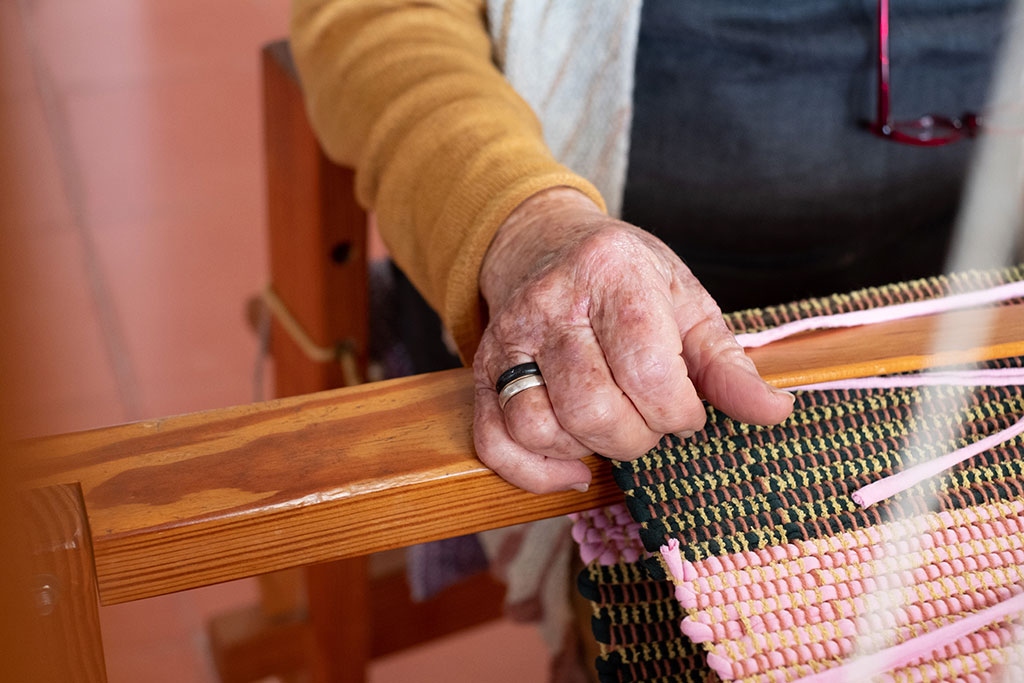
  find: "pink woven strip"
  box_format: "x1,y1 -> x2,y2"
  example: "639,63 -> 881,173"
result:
782,369 -> 1024,507
569,504 -> 645,565
663,505 -> 1024,681
738,284 -> 1024,507
787,368 -> 1024,391
734,280 -> 1024,348
853,415 -> 1024,507
789,591 -> 1024,683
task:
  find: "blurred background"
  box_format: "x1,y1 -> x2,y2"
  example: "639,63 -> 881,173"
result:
1,0 -> 546,680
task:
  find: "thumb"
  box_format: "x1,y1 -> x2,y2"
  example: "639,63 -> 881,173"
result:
680,314 -> 795,426
698,349 -> 794,425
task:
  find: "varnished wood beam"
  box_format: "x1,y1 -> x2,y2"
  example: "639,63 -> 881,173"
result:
20,303 -> 1024,606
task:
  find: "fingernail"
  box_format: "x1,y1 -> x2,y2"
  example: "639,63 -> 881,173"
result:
676,430 -> 696,440
571,483 -> 590,493
771,387 -> 796,402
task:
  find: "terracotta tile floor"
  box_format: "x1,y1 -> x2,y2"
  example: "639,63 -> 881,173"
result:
2,0 -> 548,680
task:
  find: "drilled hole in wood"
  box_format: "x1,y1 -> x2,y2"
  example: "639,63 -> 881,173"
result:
330,241 -> 352,264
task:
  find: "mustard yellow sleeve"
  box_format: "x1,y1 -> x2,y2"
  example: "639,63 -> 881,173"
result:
289,0 -> 605,361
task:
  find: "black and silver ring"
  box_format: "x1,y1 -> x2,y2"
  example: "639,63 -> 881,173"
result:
496,362 -> 545,410
495,362 -> 541,393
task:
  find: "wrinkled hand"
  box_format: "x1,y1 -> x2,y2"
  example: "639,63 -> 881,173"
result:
474,188 -> 794,493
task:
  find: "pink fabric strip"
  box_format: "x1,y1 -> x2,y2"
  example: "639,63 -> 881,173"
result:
733,280 -> 1024,348
787,368 -> 1024,392
660,502 -> 1024,681
790,590 -> 1024,683
737,284 -> 1024,505
852,415 -> 1024,508
784,368 -> 1024,506
569,504 -> 645,565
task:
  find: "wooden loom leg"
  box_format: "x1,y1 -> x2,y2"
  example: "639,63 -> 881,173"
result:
307,559 -> 371,683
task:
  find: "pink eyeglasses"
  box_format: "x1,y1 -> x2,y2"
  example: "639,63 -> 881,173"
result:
869,0 -> 982,146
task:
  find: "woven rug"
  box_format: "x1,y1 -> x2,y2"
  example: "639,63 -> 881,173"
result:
574,266 -> 1024,682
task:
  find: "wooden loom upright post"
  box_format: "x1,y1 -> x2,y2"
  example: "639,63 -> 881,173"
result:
20,484 -> 108,683
261,41 -> 372,683
262,46 -> 368,396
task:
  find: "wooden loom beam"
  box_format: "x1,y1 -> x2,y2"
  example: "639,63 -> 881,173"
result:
18,302 -> 1024,608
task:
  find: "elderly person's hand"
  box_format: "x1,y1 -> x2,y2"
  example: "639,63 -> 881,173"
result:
474,188 -> 795,493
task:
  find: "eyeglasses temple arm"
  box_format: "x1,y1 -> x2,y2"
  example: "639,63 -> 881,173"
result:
876,0 -> 892,131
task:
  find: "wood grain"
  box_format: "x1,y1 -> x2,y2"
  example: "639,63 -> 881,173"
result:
20,303 -> 1024,606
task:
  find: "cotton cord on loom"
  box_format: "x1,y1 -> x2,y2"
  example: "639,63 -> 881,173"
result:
730,283 -> 1024,507
733,280 -> 1024,348
785,366 -> 1024,506
748,281 -> 1024,681
853,415 -> 1024,506
789,366 -> 1024,506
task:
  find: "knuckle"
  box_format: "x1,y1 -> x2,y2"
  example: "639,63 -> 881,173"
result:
682,314 -> 737,357
507,408 -> 561,452
577,225 -> 635,258
560,396 -> 619,437
615,347 -> 678,395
